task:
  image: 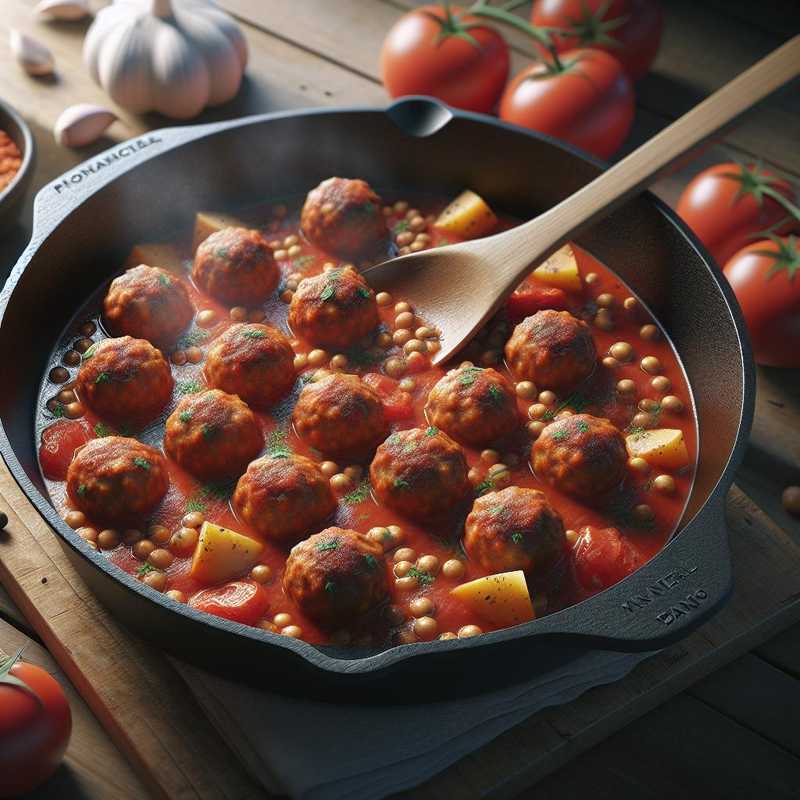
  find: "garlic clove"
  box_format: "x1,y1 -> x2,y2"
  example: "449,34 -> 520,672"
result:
34,0 -> 90,21
10,30 -> 55,76
54,104 -> 117,148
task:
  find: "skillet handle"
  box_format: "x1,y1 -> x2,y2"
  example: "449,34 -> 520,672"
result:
385,96 -> 454,137
529,493 -> 733,651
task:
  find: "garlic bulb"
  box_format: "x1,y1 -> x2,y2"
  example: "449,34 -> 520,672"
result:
34,0 -> 90,21
10,30 -> 55,76
83,0 -> 248,120
54,104 -> 118,148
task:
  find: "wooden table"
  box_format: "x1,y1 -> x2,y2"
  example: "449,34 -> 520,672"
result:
1,1 -> 799,798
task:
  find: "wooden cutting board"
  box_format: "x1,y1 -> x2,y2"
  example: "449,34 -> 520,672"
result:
1,455 -> 799,799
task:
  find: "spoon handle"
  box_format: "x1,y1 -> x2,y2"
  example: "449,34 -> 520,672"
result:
490,34 -> 800,283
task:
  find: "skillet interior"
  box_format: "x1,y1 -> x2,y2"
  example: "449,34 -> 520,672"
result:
0,108 -> 752,699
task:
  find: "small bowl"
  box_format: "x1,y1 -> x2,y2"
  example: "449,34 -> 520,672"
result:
0,98 -> 36,231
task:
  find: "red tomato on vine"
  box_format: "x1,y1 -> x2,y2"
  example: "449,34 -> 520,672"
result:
499,48 -> 635,159
532,0 -> 664,80
677,163 -> 798,266
0,650 -> 72,798
723,236 -> 800,368
381,4 -> 511,113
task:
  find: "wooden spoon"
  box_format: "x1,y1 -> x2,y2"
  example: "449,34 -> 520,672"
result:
364,35 -> 800,366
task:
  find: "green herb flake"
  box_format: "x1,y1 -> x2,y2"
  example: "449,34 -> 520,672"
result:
320,283 -> 337,302
511,532 -> 524,544
93,422 -> 114,437
343,479 -> 371,505
52,403 -> 65,419
214,246 -> 230,259
364,554 -> 377,570
408,566 -> 435,586
185,498 -> 206,513
552,429 -> 570,441
392,220 -> 409,234
317,537 -> 339,552
576,420 -> 590,433
77,484 -> 87,496
82,343 -> 97,361
242,329 -> 267,339
487,384 -> 504,404
393,478 -> 411,490
133,457 -> 151,470
266,429 -> 292,458
425,426 -> 439,437
177,380 -> 202,395
158,273 -> 171,286
137,563 -> 155,577
202,423 -> 219,441
94,371 -> 111,385
177,329 -> 208,349
458,366 -> 483,387
179,411 -> 192,424
292,255 -> 315,270
475,479 -> 495,496
324,580 -> 336,593
356,286 -> 371,299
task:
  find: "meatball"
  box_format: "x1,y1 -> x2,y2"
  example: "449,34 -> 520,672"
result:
282,528 -> 388,628
505,310 -> 596,391
300,177 -> 388,259
192,227 -> 279,306
103,264 -> 194,347
233,454 -> 336,545
204,323 -> 296,409
164,389 -> 263,481
370,427 -> 470,520
76,336 -> 173,426
463,487 -> 565,575
288,266 -> 379,350
292,373 -> 388,461
425,365 -> 518,447
532,414 -> 627,500
66,436 -> 169,525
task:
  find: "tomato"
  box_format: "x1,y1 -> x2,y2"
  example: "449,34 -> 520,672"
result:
39,420 -> 91,481
677,163 -> 798,266
507,283 -> 569,319
532,0 -> 663,81
572,526 -> 641,591
0,651 -> 72,798
362,372 -> 414,421
499,48 -> 634,159
723,236 -> 800,368
189,580 -> 269,626
381,5 -> 510,114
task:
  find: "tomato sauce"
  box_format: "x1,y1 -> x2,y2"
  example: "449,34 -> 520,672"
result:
35,193 -> 697,648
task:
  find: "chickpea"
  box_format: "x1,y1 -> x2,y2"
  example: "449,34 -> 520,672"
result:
633,504 -> 655,524
170,526 -> 199,556
404,338 -> 427,355
458,624 -> 483,638
280,290 -> 294,304
143,571 -> 167,592
651,375 -> 671,393
628,457 -> 650,473
181,511 -> 205,529
596,293 -> 615,308
415,326 -> 434,340
417,554 -> 440,575
409,241 -> 426,253
409,215 -> 426,232
64,402 -> 84,419
584,272 -> 599,285
481,449 -> 500,465
148,548 -> 174,570
594,309 -> 614,331
394,547 -> 417,563
395,311 -> 415,329
307,349 -> 329,367
565,529 -> 578,546
330,473 -> 353,493
632,412 -> 657,429
602,356 -> 619,369
259,620 -> 279,633
77,526 -> 98,543
399,377 -> 416,392
395,575 -> 419,591
283,234 -> 299,248
609,342 -> 633,362
515,380 -> 537,400
467,467 -> 482,485
539,390 -> 557,406
133,539 -> 155,560
149,524 -> 171,545
385,357 -> 407,379
97,529 -> 120,550
62,350 -> 81,367
623,296 -> 639,312
185,346 -> 203,364
393,201 -> 409,214
230,306 -> 248,321
414,616 -> 438,641
640,324 -> 660,341
281,625 -> 303,639
410,597 -> 434,617
661,395 -> 684,413
640,356 -> 661,374
396,628 -> 417,644
64,510 -> 86,529
442,559 -> 465,579
367,526 -> 391,548
74,337 -> 94,354
439,632 -> 458,641
528,403 -> 547,420
528,420 -> 546,438
393,329 -> 412,347
393,560 -> 413,579
406,351 -> 428,372
273,612 -> 293,627
196,309 -> 217,328
248,309 -> 266,323
394,301 -> 412,314
166,589 -> 186,603
49,366 -> 69,384
376,332 -> 393,349
329,353 -> 348,370
319,461 -> 339,478
57,388 -> 76,404
480,350 -> 500,366
782,486 -> 800,517
638,398 -> 660,413
386,524 -> 404,547
376,291 -> 393,307
396,231 -> 414,247
122,528 -> 142,545
460,360 -> 474,369
616,379 -> 636,395
172,350 -> 188,366
287,245 -> 302,258
653,474 -> 676,493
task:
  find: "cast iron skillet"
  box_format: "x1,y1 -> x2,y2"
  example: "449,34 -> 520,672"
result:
0,99 -> 754,700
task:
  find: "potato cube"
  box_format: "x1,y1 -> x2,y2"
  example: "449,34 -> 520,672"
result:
124,242 -> 185,273
434,190 -> 498,240
625,428 -> 690,470
450,570 -> 535,628
190,521 -> 264,585
192,211 -> 250,252
532,243 -> 582,292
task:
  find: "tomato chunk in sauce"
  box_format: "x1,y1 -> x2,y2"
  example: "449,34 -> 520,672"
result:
36,185 -> 696,649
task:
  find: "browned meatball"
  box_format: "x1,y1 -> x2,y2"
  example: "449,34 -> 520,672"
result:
164,389 -> 262,481
233,454 -> 336,545
282,528 -> 388,628
370,427 -> 470,520
505,310 -> 596,391
300,177 -> 388,259
288,266 -> 379,350
76,336 -> 173,426
464,487 -> 565,575
66,436 -> 169,525
292,374 -> 388,461
103,265 -> 194,347
192,227 -> 279,306
532,414 -> 627,500
204,323 -> 296,409
425,365 -> 518,447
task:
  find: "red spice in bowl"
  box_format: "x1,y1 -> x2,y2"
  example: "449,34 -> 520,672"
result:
0,130 -> 23,193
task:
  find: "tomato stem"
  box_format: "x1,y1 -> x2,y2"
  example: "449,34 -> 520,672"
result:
560,0 -> 629,49
467,0 -> 557,48
0,647 -> 44,705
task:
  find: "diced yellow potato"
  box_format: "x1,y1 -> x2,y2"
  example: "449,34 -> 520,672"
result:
190,521 -> 264,585
626,428 -> 690,470
124,242 -> 185,273
450,570 -> 535,628
192,211 -> 250,252
434,190 -> 498,240
532,243 -> 582,292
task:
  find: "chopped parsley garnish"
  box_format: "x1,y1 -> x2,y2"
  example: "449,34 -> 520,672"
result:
133,457 -> 151,470
408,566 -> 435,586
317,537 -> 339,552
179,411 -> 192,424
266,429 -> 292,458
576,420 -> 590,433
551,428 -> 570,441
356,286 -> 371,299
392,220 -> 409,234
425,426 -> 439,437
77,484 -> 87,496
292,255 -> 315,269
242,329 -> 267,339
214,246 -> 230,259
52,403 -> 65,418
324,580 -> 336,593
345,346 -> 383,367
543,392 -> 587,421
177,329 -> 208,349
364,554 -> 377,570
93,422 -> 113,437
186,498 -> 206,513
393,478 -> 411,490
320,283 -> 337,302
343,479 -> 371,505
137,563 -> 155,577
459,366 -> 483,387
475,479 -> 495,496
487,384 -> 504,404
177,380 -> 202,395
201,423 -> 219,441
82,343 -> 97,360
158,273 -> 171,286
94,371 -> 111,385
511,532 -> 524,544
